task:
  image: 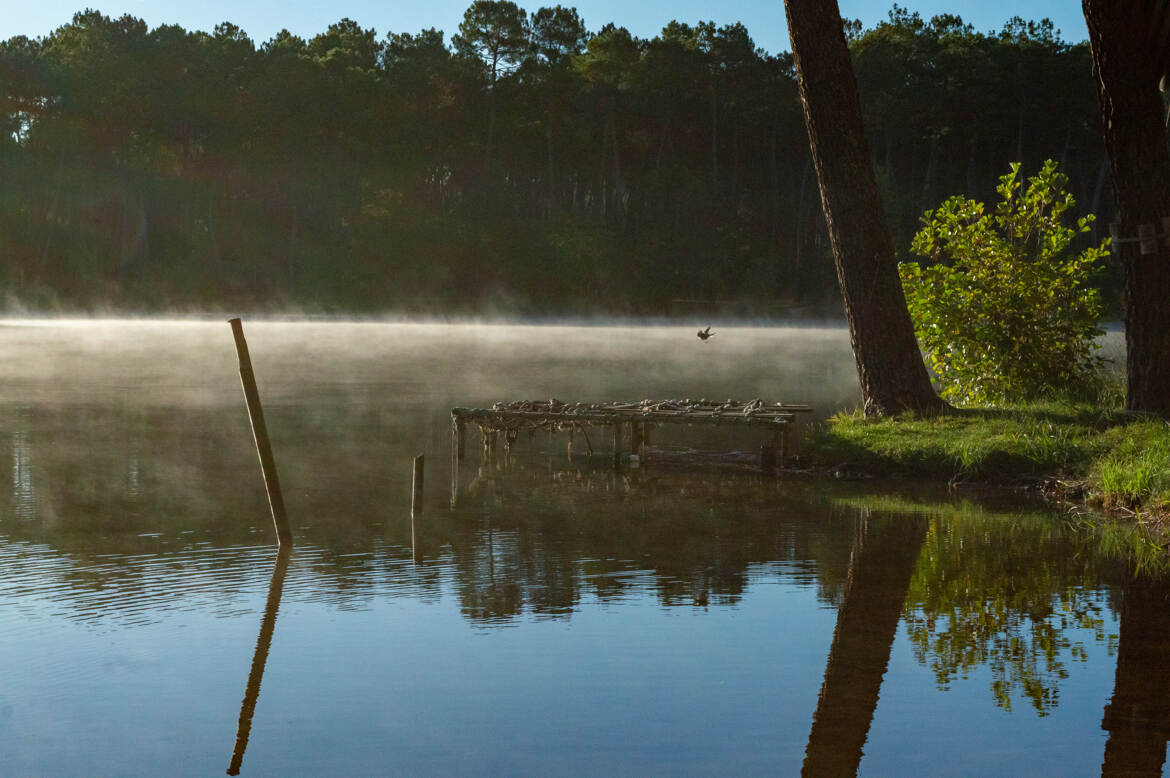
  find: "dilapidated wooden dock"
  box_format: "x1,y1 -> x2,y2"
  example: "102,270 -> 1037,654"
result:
450,398 -> 813,474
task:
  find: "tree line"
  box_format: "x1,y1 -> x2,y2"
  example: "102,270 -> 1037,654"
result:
0,4 -> 1107,313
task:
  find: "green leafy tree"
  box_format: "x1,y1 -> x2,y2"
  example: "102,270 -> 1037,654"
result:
899,160 -> 1110,404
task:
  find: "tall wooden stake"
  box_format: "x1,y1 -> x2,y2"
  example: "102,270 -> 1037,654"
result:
229,318 -> 293,548
411,454 -> 425,518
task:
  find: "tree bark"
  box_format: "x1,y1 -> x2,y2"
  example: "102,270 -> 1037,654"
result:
1084,1 -> 1170,417
783,0 -> 944,415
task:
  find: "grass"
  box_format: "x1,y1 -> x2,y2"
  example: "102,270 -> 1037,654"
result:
803,398 -> 1170,518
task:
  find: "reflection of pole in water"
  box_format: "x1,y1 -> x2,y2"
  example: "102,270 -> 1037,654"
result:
1101,576 -> 1170,777
227,549 -> 292,776
802,515 -> 927,777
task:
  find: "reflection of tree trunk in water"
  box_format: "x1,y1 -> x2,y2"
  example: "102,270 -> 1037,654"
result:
1100,575 -> 1170,777
227,549 -> 292,776
802,515 -> 927,778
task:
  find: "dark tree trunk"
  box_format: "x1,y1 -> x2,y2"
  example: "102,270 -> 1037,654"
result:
1084,0 -> 1170,417
783,0 -> 944,416
710,79 -> 719,198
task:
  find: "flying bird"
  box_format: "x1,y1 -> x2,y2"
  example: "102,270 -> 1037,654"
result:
697,326 -> 714,341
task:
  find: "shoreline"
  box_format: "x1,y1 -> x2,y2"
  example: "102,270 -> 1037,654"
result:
798,405 -> 1170,535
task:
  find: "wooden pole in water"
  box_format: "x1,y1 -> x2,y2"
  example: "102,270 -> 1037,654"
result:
229,318 -> 293,548
412,454 -> 425,560
411,454 -> 425,518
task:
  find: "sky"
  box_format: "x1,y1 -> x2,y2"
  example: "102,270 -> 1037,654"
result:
1,1 -> 1090,54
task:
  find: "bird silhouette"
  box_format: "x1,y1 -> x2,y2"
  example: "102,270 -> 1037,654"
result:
697,326 -> 714,341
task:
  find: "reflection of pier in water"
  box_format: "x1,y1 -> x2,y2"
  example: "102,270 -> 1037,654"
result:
802,514 -> 928,777
227,549 -> 291,775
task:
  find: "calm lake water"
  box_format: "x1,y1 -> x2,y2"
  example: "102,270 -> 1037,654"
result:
0,320 -> 1162,776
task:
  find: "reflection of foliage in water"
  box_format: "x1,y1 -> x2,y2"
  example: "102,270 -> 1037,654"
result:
904,513 -> 1118,716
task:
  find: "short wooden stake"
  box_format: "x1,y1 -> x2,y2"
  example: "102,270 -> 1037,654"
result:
612,423 -> 622,469
450,428 -> 460,508
229,318 -> 293,548
631,421 -> 644,456
760,443 -> 777,474
411,454 -> 425,518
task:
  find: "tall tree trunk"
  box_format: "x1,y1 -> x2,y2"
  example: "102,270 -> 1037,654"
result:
611,108 -> 625,218
545,123 -> 555,218
770,118 -> 780,256
965,134 -> 979,198
783,0 -> 944,416
485,90 -> 497,175
918,134 -> 939,215
710,79 -> 719,198
1084,0 -> 1170,417
794,155 -> 812,289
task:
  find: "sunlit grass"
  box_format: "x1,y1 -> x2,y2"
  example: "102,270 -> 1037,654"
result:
1093,421 -> 1170,507
805,398 -> 1170,518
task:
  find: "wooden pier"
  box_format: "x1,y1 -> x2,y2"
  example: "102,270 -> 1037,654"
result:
450,398 -> 812,484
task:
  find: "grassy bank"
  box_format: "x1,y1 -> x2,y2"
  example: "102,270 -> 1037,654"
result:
803,402 -> 1170,521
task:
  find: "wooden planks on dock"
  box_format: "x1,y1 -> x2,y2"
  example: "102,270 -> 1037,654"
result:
451,398 -> 812,470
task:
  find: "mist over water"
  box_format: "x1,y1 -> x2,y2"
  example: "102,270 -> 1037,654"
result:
0,318 -> 861,408
0,319 -> 1149,775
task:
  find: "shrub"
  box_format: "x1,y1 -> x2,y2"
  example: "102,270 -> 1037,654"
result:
899,160 -> 1110,405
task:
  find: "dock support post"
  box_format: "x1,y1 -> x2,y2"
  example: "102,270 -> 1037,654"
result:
612,423 -> 621,470
229,318 -> 293,548
450,427 -> 459,508
455,419 -> 466,462
760,443 -> 777,474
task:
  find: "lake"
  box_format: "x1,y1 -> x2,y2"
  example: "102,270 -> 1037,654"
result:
0,320 -> 1161,776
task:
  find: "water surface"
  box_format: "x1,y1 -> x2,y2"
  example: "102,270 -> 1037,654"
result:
0,321 -> 1160,776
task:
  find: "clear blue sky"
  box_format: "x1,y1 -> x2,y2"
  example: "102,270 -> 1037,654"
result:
1,1 -> 1089,54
